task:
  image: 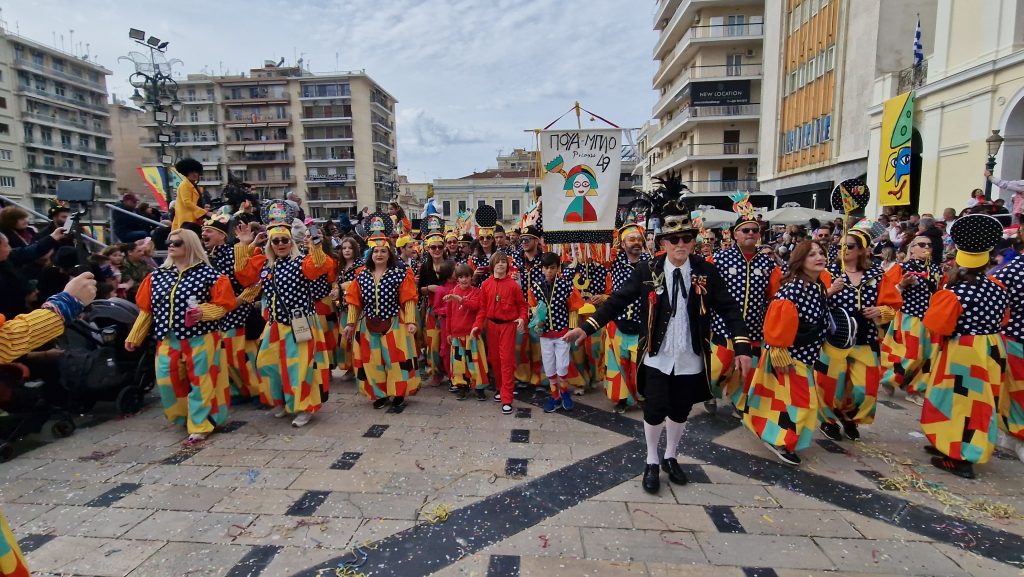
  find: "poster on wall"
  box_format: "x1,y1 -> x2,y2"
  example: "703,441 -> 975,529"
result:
691,80 -> 751,107
878,91 -> 914,207
540,128 -> 622,244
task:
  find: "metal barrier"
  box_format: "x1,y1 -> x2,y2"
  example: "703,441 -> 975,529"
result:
0,193 -> 107,249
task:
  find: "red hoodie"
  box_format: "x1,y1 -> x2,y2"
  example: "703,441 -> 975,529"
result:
447,284 -> 481,337
474,274 -> 528,328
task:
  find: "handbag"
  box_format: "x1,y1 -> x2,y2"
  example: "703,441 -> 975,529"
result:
290,308 -> 314,343
365,317 -> 391,334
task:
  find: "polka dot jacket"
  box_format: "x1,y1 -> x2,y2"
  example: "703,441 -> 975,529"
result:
608,251 -> 650,329
261,256 -> 318,325
896,259 -> 944,318
825,263 -> 888,344
470,252 -> 496,286
561,261 -> 608,298
772,278 -> 828,365
208,244 -> 253,331
945,278 -> 1009,336
147,263 -> 226,340
510,249 -> 543,296
529,275 -> 581,334
992,256 -> 1024,340
710,247 -> 775,342
354,264 -> 409,321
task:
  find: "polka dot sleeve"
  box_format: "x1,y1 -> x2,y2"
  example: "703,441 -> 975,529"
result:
923,290 -> 963,337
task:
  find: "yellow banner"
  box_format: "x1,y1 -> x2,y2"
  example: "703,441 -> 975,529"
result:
879,91 -> 914,206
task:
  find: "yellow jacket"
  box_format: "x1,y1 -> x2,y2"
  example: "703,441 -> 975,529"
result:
172,179 -> 206,230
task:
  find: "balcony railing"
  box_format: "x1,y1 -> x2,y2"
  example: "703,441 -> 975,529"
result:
655,22 -> 764,86
22,111 -> 111,135
27,161 -> 113,178
228,155 -> 294,164
897,61 -> 928,94
307,190 -> 358,201
222,91 -> 290,102
181,95 -> 215,103
225,136 -> 289,143
306,173 -> 356,182
303,133 -> 354,141
16,85 -> 109,113
224,113 -> 291,123
24,137 -> 113,157
652,104 -> 761,146
306,154 -> 355,161
652,142 -> 759,175
686,179 -> 761,194
13,58 -> 106,91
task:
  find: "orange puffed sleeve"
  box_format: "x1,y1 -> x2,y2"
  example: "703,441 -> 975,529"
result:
768,266 -> 783,297
398,268 -> 418,305
302,245 -> 332,280
762,298 -> 799,348
878,265 -> 904,309
568,288 -> 585,312
820,269 -> 833,287
923,290 -> 962,337
344,273 -> 364,309
236,250 -> 267,287
134,273 -> 154,313
210,275 -> 237,311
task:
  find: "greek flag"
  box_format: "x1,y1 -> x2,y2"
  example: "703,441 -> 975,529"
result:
914,17 -> 923,66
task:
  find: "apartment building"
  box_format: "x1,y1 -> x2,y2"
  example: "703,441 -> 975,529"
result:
0,28 -> 114,216
648,0 -> 769,209
109,101 -> 149,197
758,0 -> 935,210
132,62 -> 396,218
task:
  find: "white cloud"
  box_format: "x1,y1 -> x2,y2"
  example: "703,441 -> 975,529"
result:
397,108 -> 494,154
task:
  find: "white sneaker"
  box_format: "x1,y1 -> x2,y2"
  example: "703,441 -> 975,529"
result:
291,412 -> 313,428
272,406 -> 288,418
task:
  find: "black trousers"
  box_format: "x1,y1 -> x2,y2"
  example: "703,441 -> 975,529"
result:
642,365 -> 711,426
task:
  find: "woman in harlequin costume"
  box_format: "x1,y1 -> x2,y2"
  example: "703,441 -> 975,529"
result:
335,236 -> 363,380
602,220 -> 651,413
470,205 -> 499,286
236,201 -> 333,428
309,241 -> 338,400
922,214 -> 1010,478
879,232 -> 945,404
816,220 -> 902,443
417,215 -> 449,386
742,240 -> 830,466
991,243 -> 1024,462
125,228 -> 235,445
562,254 -> 608,392
343,212 -> 421,409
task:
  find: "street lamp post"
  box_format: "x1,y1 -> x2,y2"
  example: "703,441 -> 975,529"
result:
984,129 -> 1004,201
119,29 -> 182,167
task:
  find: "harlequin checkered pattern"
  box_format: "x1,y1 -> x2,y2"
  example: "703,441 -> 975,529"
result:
774,279 -> 827,366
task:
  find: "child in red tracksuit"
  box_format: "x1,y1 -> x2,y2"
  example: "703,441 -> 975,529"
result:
474,251 -> 528,415
431,261 -> 456,385
444,263 -> 489,400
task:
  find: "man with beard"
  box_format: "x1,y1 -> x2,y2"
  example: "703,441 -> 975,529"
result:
600,220 -> 650,413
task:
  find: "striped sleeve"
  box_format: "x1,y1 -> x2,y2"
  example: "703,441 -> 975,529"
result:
0,309 -> 65,364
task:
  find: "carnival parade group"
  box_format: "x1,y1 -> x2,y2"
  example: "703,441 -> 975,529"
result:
96,159 -> 1024,498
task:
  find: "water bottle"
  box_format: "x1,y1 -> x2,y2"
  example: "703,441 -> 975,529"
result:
186,295 -> 200,327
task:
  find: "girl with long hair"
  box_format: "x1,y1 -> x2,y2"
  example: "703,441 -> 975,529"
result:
125,228 -> 235,445
740,240 -> 829,466
816,223 -> 902,442
335,236 -> 362,379
418,231 -> 450,385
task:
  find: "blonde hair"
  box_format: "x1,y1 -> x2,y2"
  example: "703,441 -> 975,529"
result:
264,230 -> 301,267
162,229 -> 211,269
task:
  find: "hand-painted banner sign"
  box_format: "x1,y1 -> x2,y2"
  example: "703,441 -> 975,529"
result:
540,128 -> 621,244
879,91 -> 914,207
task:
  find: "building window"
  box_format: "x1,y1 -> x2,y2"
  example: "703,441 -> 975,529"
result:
458,200 -> 467,213
0,176 -> 14,188
0,149 -> 11,161
478,199 -> 486,209
0,124 -> 8,135
822,115 -> 832,141
494,200 -> 504,220
511,199 -> 520,217
442,201 -> 451,216
826,45 -> 836,71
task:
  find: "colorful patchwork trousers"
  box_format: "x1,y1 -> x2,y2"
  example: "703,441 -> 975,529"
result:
880,312 -> 933,394
710,334 -> 761,408
815,342 -> 880,425
352,316 -> 421,400
603,322 -> 641,406
450,334 -> 489,389
0,510 -> 29,577
422,305 -> 443,378
741,352 -> 819,453
155,332 -> 230,434
222,327 -> 259,399
256,320 -> 324,414
999,336 -> 1024,441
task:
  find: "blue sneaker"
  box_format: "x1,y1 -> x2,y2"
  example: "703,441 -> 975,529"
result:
561,391 -> 574,411
543,396 -> 561,413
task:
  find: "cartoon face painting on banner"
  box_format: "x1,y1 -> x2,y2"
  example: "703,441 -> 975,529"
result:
879,91 -> 914,207
540,128 -> 622,244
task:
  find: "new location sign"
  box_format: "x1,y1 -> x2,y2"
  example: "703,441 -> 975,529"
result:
691,80 -> 751,107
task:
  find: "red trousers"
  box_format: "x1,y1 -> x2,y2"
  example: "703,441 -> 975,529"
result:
487,320 -> 517,405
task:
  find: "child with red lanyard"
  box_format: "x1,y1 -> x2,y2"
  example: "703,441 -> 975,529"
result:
444,263 -> 489,400
473,250 -> 527,415
529,252 -> 586,413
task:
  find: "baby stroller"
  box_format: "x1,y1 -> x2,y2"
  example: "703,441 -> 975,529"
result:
57,298 -> 155,415
0,364 -> 76,461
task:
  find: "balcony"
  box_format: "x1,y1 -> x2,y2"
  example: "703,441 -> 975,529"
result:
300,114 -> 353,124
300,89 -> 352,100
222,91 -> 290,105
22,111 -> 111,136
372,118 -> 394,131
306,154 -> 355,162
307,189 -> 357,202
141,135 -> 221,148
227,155 -> 294,166
27,161 -> 114,180
650,104 -> 760,148
653,0 -> 683,29
141,117 -> 218,127
225,136 -> 289,144
306,173 -> 356,184
13,58 -> 106,92
372,139 -> 394,150
247,177 -> 295,186
302,133 -> 354,143
16,85 -> 109,114
224,113 -> 291,126
24,137 -> 113,158
653,21 -> 764,89
180,95 -> 216,104
651,142 -> 758,176
653,63 -> 763,118
897,61 -> 928,94
684,179 -> 760,195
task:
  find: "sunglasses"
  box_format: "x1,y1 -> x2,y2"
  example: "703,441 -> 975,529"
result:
737,227 -> 760,235
428,245 -> 443,250
664,234 -> 694,245
845,243 -> 859,250
167,239 -> 185,248
271,237 -> 292,246
911,242 -> 931,248
479,235 -> 494,240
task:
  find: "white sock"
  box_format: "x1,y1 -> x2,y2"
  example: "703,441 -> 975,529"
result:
644,422 -> 664,465
663,419 -> 686,460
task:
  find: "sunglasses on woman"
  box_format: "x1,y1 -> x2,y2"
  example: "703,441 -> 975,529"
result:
271,237 -> 292,246
167,239 -> 185,248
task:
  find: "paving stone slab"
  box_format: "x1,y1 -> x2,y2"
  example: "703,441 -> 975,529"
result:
0,503 -> 54,528
519,554 -> 649,576
696,532 -> 835,570
814,537 -> 970,576
13,480 -> 118,507
26,535 -> 165,577
231,514 -> 362,549
125,510 -> 256,543
627,503 -> 718,533
212,487 -> 308,515
20,505 -> 154,539
581,527 -> 707,564
485,524 -> 585,559
126,541 -> 250,577
115,463 -> 220,485
199,466 -> 304,489
112,483 -> 233,512
731,507 -> 862,538
546,500 -> 633,529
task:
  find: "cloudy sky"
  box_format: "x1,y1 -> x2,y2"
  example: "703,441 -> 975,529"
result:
5,0 -> 657,182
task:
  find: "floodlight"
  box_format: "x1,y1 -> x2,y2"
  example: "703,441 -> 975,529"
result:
146,36 -> 161,47
129,28 -> 145,40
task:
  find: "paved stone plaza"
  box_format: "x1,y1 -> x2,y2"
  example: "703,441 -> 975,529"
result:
1,379 -> 1022,577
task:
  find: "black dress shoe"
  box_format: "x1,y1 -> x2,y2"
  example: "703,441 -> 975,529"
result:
372,398 -> 389,409
661,458 -> 689,485
642,463 -> 661,494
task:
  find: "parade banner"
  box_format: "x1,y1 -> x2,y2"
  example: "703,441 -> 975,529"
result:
540,128 -> 621,244
137,166 -> 171,211
879,91 -> 914,207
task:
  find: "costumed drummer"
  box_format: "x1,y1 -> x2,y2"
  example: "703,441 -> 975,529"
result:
565,195 -> 751,494
706,195 -> 775,417
602,217 -> 651,413
816,219 -> 902,443
921,214 -> 1009,478
343,212 -> 421,410
125,228 -> 235,445
235,200 -> 333,428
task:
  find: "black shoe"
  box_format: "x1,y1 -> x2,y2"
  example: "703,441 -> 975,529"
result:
703,399 -> 718,414
476,389 -> 487,401
819,421 -> 842,442
392,396 -> 406,408
448,384 -> 459,393
661,458 -> 688,485
372,398 -> 389,410
923,445 -> 944,457
931,456 -> 976,479
763,441 -> 801,466
841,420 -> 860,441
456,389 -> 467,401
493,393 -> 502,402
642,463 -> 661,494
613,400 -> 628,414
